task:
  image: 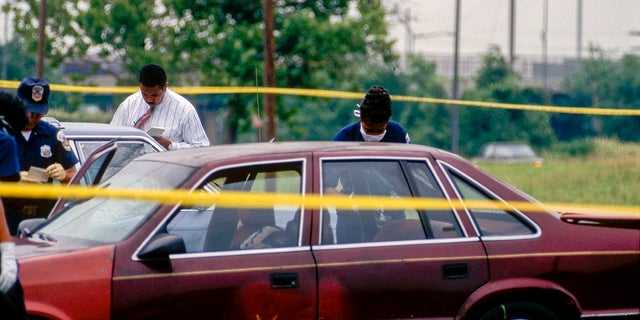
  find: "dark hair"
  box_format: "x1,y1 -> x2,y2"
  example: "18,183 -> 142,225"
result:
0,91 -> 28,134
139,63 -> 167,88
359,85 -> 392,124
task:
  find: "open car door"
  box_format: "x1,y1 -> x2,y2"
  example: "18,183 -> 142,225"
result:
48,140 -> 118,216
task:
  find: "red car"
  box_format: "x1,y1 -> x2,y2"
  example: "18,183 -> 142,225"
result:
14,142 -> 639,320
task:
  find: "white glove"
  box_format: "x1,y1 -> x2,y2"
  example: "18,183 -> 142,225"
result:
46,163 -> 66,181
0,242 -> 17,293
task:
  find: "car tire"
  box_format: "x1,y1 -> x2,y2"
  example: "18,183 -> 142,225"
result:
476,302 -> 559,320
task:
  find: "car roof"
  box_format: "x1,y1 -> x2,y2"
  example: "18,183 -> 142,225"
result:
44,117 -> 155,139
134,141 -> 461,167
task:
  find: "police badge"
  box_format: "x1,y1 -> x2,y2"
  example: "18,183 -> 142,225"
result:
40,144 -> 53,158
32,85 -> 45,102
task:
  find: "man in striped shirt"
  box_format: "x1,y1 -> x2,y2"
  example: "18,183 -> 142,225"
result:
111,63 -> 210,150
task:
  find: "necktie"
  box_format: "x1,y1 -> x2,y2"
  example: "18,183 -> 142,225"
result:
133,107 -> 153,129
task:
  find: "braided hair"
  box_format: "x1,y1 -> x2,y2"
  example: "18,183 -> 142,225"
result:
359,85 -> 392,124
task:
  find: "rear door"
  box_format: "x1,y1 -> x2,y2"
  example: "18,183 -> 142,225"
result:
312,156 -> 489,319
112,157 -> 318,319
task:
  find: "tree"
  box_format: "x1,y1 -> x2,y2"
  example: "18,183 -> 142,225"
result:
460,46 -> 554,156
12,0 -> 395,143
287,53 -> 449,145
562,47 -> 640,142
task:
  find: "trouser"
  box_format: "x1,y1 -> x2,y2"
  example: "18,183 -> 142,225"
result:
3,197 -> 55,235
0,279 -> 28,319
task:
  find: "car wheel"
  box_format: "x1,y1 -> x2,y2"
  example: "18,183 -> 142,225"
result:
476,302 -> 559,320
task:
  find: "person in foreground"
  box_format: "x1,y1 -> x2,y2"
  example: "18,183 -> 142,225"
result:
333,85 -> 410,143
110,63 -> 210,150
0,92 -> 30,319
3,78 -> 79,235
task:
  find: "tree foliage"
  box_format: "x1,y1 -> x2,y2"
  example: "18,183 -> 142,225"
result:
562,47 -> 640,142
461,46 -> 554,156
12,0 -> 395,142
287,53 -> 449,145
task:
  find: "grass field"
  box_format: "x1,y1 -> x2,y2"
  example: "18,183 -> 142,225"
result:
476,138 -> 640,208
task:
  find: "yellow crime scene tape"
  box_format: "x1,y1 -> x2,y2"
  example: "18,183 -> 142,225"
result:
0,81 -> 637,215
0,182 -> 637,216
1,80 -> 639,116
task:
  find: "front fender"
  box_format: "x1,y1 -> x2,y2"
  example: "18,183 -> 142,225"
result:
20,245 -> 115,320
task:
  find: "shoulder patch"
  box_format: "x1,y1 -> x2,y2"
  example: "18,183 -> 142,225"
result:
57,130 -> 72,151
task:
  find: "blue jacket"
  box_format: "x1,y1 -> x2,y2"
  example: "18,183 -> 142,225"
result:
333,121 -> 411,143
0,132 -> 20,181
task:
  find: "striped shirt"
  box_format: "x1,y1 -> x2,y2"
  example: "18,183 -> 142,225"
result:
111,89 -> 210,149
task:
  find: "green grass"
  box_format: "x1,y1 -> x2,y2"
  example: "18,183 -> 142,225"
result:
476,138 -> 640,207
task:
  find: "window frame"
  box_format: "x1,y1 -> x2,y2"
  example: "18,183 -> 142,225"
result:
437,161 -> 541,241
317,156 -> 466,246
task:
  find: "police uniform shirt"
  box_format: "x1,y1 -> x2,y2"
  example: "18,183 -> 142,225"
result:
15,120 -> 78,178
333,120 -> 411,143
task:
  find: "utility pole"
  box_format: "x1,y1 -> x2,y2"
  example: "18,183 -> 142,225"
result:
509,0 -> 515,68
577,0 -> 583,60
2,2 -> 9,79
451,0 -> 460,154
542,0 -> 548,90
36,0 -> 46,78
262,0 -> 276,142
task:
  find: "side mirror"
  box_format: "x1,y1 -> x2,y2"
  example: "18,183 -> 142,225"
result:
17,218 -> 47,238
138,233 -> 186,260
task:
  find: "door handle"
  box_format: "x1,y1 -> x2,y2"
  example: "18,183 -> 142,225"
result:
270,272 -> 299,288
442,263 -> 468,279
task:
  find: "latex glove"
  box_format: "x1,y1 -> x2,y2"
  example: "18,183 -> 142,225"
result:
0,242 -> 17,293
45,163 -> 66,181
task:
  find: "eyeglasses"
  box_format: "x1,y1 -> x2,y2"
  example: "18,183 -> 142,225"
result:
28,112 -> 43,118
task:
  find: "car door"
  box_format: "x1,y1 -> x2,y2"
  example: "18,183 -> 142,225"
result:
312,157 -> 490,319
111,158 -> 318,320
72,138 -> 163,181
49,140 -> 118,216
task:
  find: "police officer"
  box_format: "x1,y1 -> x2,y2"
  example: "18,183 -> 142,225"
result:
3,78 -> 79,235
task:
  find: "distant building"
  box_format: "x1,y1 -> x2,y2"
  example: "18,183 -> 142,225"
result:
420,53 -> 582,96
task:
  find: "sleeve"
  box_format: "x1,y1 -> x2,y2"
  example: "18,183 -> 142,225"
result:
0,135 -> 20,181
170,107 -> 210,150
333,123 -> 360,142
54,130 -> 79,169
110,95 -> 136,126
110,103 -> 128,126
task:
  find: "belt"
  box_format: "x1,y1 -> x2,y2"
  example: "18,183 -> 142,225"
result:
20,205 -> 40,216
5,204 -> 46,217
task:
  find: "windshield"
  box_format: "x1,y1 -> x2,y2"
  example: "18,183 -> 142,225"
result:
36,160 -> 194,243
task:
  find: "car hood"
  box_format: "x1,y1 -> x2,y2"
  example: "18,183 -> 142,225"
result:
13,236 -> 103,260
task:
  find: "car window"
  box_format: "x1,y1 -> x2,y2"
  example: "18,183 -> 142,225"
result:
167,161 -> 303,253
75,141 -> 158,183
320,159 -> 462,245
404,161 -> 464,238
36,161 -> 193,243
447,171 -> 536,237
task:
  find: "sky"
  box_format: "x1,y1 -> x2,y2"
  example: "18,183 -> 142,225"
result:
1,1 -> 637,60
385,0 -> 640,59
